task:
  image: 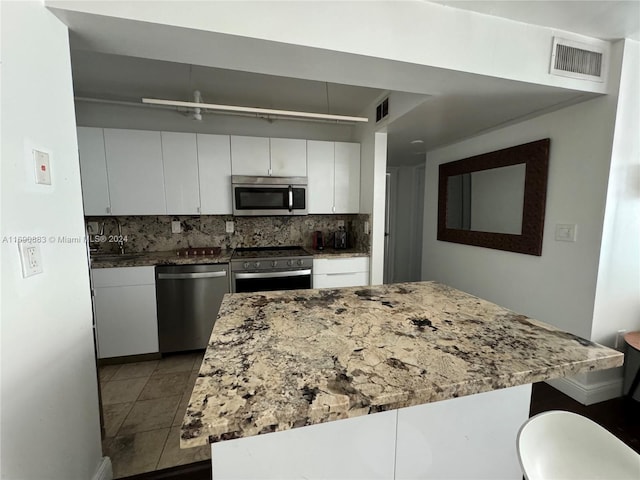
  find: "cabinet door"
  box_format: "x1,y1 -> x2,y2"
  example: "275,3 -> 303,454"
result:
270,138 -> 307,177
77,127 -> 111,215
313,257 -> 369,288
307,140 -> 335,214
334,142 -> 361,214
161,132 -> 200,214
197,134 -> 232,214
94,284 -> 159,358
230,136 -> 270,176
104,129 -> 167,215
92,266 -> 158,359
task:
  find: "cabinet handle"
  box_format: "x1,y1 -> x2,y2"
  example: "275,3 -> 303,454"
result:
158,271 -> 227,280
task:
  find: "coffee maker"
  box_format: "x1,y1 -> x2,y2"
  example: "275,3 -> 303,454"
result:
334,226 -> 347,249
312,231 -> 324,250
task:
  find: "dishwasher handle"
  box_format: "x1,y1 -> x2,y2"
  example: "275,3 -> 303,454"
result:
157,270 -> 227,280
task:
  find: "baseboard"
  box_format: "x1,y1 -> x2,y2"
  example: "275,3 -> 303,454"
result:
92,456 -> 113,480
546,376 -> 623,406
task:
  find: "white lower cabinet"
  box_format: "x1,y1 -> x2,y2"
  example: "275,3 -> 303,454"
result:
313,257 -> 369,289
92,266 -> 159,359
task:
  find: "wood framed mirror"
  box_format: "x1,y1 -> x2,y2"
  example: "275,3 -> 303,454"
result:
437,138 -> 550,256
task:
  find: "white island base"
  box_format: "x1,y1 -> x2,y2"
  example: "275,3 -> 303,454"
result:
209,383 -> 531,479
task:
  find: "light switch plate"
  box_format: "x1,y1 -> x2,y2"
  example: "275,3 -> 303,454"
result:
555,224 -> 577,242
226,221 -> 235,234
19,242 -> 43,277
171,220 -> 182,234
364,221 -> 370,235
33,149 -> 51,185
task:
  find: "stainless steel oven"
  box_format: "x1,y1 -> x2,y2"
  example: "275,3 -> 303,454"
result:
232,176 -> 307,216
230,247 -> 312,293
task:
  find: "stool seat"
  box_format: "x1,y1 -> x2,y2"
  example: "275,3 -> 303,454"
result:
517,410 -> 640,480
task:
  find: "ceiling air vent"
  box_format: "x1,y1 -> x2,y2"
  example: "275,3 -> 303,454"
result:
550,37 -> 606,82
376,97 -> 389,123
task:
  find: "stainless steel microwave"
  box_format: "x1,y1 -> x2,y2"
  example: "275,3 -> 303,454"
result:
231,176 -> 308,216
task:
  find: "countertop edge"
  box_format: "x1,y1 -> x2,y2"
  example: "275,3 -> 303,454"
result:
91,249 -> 370,268
180,352 -> 623,449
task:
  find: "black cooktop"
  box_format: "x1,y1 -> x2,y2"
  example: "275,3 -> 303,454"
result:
232,246 -> 310,259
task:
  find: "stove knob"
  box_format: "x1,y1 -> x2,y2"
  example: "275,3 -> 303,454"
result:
271,261 -> 278,268
243,262 -> 250,269
254,261 -> 260,268
297,259 -> 304,266
287,259 -> 294,267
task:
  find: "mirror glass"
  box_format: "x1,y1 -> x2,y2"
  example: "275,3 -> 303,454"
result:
437,138 -> 550,256
446,164 -> 526,234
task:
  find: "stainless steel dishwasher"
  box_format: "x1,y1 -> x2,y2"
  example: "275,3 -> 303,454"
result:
155,263 -> 229,353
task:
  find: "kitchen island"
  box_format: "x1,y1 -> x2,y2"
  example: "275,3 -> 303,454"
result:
181,281 -> 623,479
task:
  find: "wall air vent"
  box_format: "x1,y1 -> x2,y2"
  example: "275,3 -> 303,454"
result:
550,37 -> 606,82
376,97 -> 389,123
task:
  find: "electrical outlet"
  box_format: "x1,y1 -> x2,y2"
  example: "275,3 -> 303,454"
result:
171,220 -> 182,234
226,221 -> 235,234
555,224 -> 577,242
19,242 -> 43,277
364,221 -> 370,235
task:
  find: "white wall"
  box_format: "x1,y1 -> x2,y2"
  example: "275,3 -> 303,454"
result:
591,39 -> 640,345
422,94 -> 618,341
0,3 -> 104,479
421,40 -> 635,404
46,0 -> 610,94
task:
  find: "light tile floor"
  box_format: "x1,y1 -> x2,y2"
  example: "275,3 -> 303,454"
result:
99,351 -> 211,478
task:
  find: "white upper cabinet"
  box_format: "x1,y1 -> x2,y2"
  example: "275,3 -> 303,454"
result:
231,136 -> 307,177
230,136 -> 270,176
161,132 -> 200,215
104,129 -> 167,215
77,127 -> 111,216
270,138 -> 307,177
307,140 -> 335,214
334,142 -> 361,213
307,140 -> 361,214
197,134 -> 232,214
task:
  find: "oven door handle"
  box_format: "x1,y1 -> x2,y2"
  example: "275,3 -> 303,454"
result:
288,185 -> 293,212
235,269 -> 311,280
158,271 -> 227,280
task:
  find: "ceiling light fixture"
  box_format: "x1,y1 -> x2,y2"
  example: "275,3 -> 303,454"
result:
141,96 -> 369,124
410,139 -> 424,145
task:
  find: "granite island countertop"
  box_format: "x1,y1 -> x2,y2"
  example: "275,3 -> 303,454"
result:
181,281 -> 623,448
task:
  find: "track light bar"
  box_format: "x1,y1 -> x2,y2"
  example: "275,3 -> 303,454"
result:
141,98 -> 369,123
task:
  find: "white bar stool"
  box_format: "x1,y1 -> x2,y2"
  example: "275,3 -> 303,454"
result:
517,410 -> 640,480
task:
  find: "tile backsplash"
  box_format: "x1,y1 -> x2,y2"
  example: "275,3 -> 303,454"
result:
86,214 -> 370,253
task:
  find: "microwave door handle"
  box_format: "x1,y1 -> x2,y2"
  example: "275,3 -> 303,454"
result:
288,185 -> 293,212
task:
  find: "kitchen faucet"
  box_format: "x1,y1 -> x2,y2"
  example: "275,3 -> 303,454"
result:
114,217 -> 125,255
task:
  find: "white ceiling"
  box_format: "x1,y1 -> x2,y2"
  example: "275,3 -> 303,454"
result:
62,1 -> 640,166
